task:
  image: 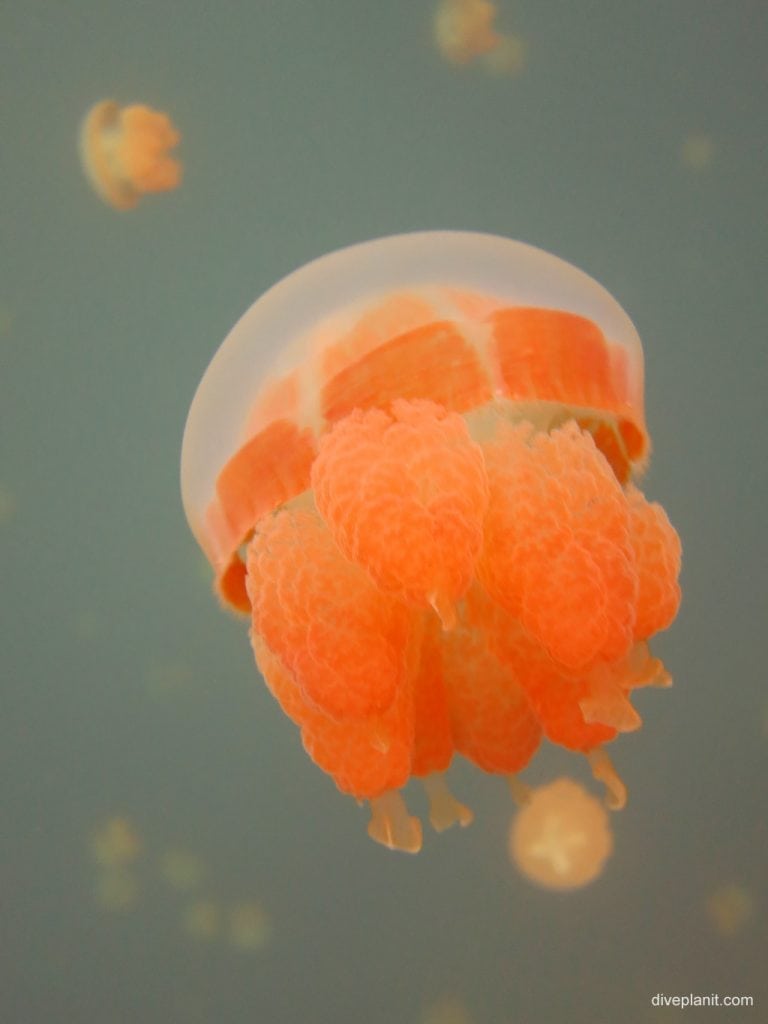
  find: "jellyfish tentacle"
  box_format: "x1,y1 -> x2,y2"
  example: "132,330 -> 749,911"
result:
421,773 -> 474,832
368,792 -> 422,853
587,747 -> 627,811
507,774 -> 532,807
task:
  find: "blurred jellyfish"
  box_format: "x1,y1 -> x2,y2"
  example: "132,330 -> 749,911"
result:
680,133 -> 715,171
183,899 -> 221,940
434,0 -> 524,76
90,816 -> 142,867
422,994 -> 476,1024
706,882 -> 754,937
79,100 -> 182,210
228,901 -> 272,952
509,777 -> 613,890
158,848 -> 206,891
181,232 -> 682,852
434,0 -> 500,64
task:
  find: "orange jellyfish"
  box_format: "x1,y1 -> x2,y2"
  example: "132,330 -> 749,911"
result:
79,100 -> 181,210
509,778 -> 613,890
180,232 -> 682,852
433,0 -> 524,75
433,0 -> 501,65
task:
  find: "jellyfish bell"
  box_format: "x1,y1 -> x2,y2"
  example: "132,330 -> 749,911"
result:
509,777 -> 614,890
181,232 -> 680,852
182,233 -> 647,570
79,99 -> 182,210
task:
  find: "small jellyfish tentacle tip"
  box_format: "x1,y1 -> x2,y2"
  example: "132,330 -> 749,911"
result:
368,791 -> 423,853
587,747 -> 627,811
647,657 -> 673,688
422,773 -> 474,832
507,774 -> 532,807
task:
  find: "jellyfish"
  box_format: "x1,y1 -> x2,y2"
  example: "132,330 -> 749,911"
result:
180,232 -> 682,852
79,100 -> 181,210
433,0 -> 524,75
680,133 -> 715,172
508,778 -> 613,890
183,900 -> 220,941
159,848 -> 206,892
228,901 -> 272,952
706,883 -> 754,937
422,994 -> 476,1024
90,816 -> 143,911
90,816 -> 142,867
433,0 -> 501,65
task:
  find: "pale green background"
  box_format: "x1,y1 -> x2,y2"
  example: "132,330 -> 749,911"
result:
2,2 -> 766,1022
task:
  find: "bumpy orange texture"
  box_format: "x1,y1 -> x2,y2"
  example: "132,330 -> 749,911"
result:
206,291 -> 682,803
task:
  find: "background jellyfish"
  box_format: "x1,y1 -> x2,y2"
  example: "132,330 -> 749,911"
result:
89,816 -> 142,912
508,778 -> 614,891
79,100 -> 182,210
433,0 -> 500,65
181,231 -> 682,852
433,0 -> 525,76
